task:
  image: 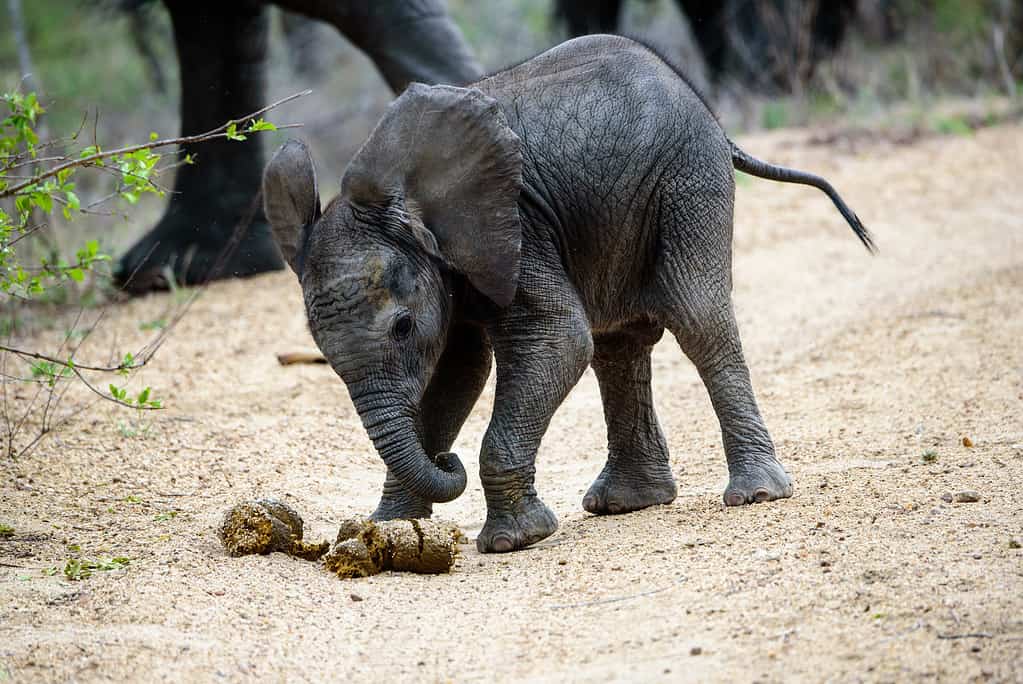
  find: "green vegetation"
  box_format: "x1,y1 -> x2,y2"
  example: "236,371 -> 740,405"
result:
0,523 -> 14,537
61,556 -> 130,581
761,102 -> 790,130
0,74 -> 288,457
932,115 -> 973,136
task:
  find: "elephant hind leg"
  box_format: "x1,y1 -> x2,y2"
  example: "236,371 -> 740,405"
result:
657,272 -> 793,506
583,326 -> 677,515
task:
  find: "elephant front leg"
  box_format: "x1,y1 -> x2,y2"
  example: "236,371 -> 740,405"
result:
371,323 -> 492,521
476,291 -> 593,553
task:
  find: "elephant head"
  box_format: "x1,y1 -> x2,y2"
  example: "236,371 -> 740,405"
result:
262,84 -> 523,503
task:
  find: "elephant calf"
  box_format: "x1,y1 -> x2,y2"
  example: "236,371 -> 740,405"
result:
263,35 -> 873,553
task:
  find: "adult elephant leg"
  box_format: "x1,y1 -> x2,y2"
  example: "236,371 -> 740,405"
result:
114,1 -> 283,292
583,327 -> 678,515
274,0 -> 483,90
371,323 -> 492,521
476,260 -> 593,553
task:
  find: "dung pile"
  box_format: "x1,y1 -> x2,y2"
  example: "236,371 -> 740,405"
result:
217,498 -> 330,560
217,500 -> 462,578
323,517 -> 461,579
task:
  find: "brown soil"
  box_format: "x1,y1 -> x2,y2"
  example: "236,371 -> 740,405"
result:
2,124 -> 1022,682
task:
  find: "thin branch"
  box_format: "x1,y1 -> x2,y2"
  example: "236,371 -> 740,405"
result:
0,90 -> 310,199
65,362 -> 160,411
0,344 -> 147,374
6,222 -> 46,248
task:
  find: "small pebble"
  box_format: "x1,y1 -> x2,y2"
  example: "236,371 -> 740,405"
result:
940,493 -> 953,503
962,436 -> 973,447
1009,538 -> 1021,549
350,593 -> 364,602
690,647 -> 702,656
954,491 -> 981,503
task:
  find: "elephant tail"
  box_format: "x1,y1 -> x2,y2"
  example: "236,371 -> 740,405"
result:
729,139 -> 876,254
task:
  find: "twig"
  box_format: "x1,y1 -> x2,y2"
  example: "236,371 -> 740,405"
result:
0,89 -> 310,199
937,632 -> 994,640
0,345 -> 148,373
550,577 -> 686,610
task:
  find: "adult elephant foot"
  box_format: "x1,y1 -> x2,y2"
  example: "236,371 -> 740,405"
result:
582,461 -> 677,515
476,496 -> 558,553
112,213 -> 283,294
723,457 -> 793,506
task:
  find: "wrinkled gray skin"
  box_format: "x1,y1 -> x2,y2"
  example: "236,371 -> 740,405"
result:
264,35 -> 872,553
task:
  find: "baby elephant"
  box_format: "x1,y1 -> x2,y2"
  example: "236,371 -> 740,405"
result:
263,35 -> 872,553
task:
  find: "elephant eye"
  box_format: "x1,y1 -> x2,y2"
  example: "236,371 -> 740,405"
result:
391,311 -> 414,341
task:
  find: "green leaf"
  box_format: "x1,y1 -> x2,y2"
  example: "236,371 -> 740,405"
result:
137,387 -> 150,405
32,192 -> 53,214
246,118 -> 277,133
225,123 -> 246,141
149,131 -> 158,141
66,268 -> 84,282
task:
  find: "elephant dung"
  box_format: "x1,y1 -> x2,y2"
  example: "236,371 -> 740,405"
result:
218,498 -> 329,560
322,518 -> 461,579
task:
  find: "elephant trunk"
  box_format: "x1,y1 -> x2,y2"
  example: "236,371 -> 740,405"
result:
354,388 -> 466,504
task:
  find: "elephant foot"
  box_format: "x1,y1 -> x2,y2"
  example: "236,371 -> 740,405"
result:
113,215 -> 283,294
723,457 -> 793,506
582,460 -> 677,515
476,496 -> 558,553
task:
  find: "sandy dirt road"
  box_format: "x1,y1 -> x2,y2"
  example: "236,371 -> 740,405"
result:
1,123 -> 1021,683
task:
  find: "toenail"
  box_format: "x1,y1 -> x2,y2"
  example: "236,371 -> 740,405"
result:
753,488 -> 771,503
724,491 -> 745,507
491,535 -> 514,553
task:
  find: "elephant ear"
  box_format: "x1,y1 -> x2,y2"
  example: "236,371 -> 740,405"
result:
342,83 -> 523,307
263,139 -> 321,275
